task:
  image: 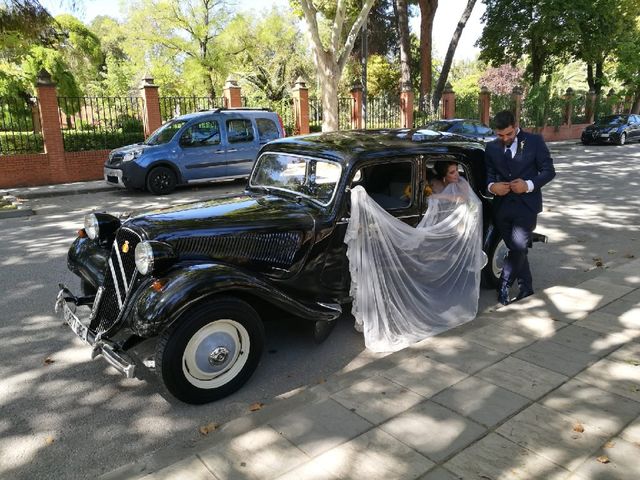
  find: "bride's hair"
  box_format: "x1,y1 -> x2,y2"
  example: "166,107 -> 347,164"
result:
434,161 -> 458,181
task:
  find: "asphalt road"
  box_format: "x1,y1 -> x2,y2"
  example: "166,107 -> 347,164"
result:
1,141 -> 639,480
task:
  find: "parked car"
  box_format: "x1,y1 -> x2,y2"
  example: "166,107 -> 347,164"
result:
104,108 -> 286,194
421,119 -> 496,143
55,129 -> 546,404
581,114 -> 640,145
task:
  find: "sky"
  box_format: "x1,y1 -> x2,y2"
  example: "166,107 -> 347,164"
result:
40,0 -> 485,61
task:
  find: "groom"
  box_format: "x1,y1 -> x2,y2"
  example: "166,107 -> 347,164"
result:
485,110 -> 556,305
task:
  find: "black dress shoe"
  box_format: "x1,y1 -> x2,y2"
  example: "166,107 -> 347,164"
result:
497,285 -> 511,306
514,289 -> 534,301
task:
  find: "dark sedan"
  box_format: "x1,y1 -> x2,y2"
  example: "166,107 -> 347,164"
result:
581,114 -> 640,145
422,119 -> 496,143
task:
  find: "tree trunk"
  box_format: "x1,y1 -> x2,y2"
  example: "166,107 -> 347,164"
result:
432,0 -> 476,110
315,52 -> 340,131
418,0 -> 438,105
396,0 -> 412,91
586,64 -> 595,93
632,87 -> 640,114
595,61 -> 604,94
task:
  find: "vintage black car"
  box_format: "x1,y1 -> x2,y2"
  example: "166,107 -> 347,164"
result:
581,114 -> 640,145
55,129 -> 525,404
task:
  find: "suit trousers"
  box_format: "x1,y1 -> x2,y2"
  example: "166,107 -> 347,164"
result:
494,198 -> 537,291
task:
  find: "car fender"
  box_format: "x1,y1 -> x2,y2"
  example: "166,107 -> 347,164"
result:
131,262 -> 341,337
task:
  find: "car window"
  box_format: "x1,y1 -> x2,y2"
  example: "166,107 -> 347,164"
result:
448,123 -> 463,133
461,122 -> 477,134
351,161 -> 413,210
227,119 -> 255,143
145,119 -> 187,146
180,120 -> 220,147
476,124 -> 493,135
250,153 -> 341,206
256,118 -> 280,142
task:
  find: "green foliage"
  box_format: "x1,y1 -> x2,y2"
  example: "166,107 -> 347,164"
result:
0,131 -> 44,154
61,129 -> 144,151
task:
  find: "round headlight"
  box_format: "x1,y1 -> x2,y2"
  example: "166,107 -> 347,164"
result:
135,242 -> 154,275
84,214 -> 99,240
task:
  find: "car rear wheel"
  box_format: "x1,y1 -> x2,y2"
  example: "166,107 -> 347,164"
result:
482,234 -> 508,289
146,166 -> 177,195
618,132 -> 626,146
155,297 -> 265,404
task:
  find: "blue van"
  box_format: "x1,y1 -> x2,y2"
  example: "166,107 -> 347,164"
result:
103,108 -> 285,194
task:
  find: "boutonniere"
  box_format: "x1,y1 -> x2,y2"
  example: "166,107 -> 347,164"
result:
520,139 -> 526,152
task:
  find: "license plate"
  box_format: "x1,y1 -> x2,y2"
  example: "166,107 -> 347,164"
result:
63,303 -> 89,344
599,134 -> 610,138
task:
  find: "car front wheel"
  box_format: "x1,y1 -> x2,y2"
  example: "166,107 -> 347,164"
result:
618,132 -> 627,146
155,297 -> 265,404
146,166 -> 177,195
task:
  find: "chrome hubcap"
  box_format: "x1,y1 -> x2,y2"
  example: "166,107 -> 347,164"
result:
209,346 -> 230,366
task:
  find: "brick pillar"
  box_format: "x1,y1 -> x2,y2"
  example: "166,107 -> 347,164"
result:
585,89 -> 596,123
350,81 -> 363,129
511,86 -> 523,127
140,74 -> 162,137
223,76 -> 242,108
563,87 -> 574,126
36,69 -> 66,183
292,77 -> 309,135
399,82 -> 414,128
479,86 -> 491,125
441,82 -> 455,119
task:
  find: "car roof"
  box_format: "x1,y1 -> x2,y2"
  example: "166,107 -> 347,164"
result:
262,129 -> 486,168
173,108 -> 276,122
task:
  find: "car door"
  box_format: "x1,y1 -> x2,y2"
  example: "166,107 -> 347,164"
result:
178,119 -> 226,181
320,157 -> 421,295
224,117 -> 260,178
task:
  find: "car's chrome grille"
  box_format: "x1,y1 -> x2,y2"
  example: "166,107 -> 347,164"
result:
174,232 -> 302,269
89,227 -> 142,334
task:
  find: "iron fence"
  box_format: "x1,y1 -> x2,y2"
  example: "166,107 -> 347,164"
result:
57,96 -> 145,151
243,97 -> 296,135
365,95 -> 399,129
521,93 -> 564,128
570,93 -> 587,124
159,96 -> 224,122
0,97 -> 44,155
309,97 -> 322,132
413,95 -> 440,128
455,93 -> 479,120
338,97 -> 354,130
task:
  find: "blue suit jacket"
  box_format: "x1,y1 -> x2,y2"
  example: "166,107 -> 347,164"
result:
485,130 -> 556,214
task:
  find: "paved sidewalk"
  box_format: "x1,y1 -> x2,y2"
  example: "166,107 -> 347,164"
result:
101,260 -> 640,480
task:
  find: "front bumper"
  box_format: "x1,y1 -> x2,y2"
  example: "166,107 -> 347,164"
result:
55,285 -> 136,379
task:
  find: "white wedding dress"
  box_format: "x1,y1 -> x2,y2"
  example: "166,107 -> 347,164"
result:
345,179 -> 485,352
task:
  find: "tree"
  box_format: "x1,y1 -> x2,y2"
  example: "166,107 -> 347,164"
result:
124,0 -> 233,98
224,7 -> 313,103
417,0 -> 437,104
431,0 -> 476,110
561,0 -> 640,94
616,17 -> 640,113
396,0 -> 412,94
478,0 -> 566,86
297,0 -> 376,131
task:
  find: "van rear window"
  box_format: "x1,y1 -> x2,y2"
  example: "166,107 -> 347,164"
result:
227,119 -> 254,143
257,118 -> 279,142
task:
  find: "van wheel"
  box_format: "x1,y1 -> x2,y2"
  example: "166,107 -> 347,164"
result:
155,297 -> 265,404
482,235 -> 508,289
147,166 -> 177,195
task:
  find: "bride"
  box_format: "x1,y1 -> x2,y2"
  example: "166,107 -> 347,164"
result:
345,162 -> 486,352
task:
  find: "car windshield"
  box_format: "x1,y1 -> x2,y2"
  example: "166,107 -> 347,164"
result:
424,121 -> 453,132
596,115 -> 627,126
145,120 -> 187,145
250,153 -> 342,206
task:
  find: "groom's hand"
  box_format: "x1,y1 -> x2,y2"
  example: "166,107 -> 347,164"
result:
490,182 -> 511,196
509,178 -> 528,194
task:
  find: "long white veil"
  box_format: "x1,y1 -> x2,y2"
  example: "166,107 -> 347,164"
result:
345,179 -> 485,352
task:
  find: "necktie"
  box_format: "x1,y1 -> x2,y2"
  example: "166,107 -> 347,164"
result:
504,147 -> 512,162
